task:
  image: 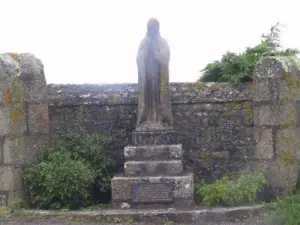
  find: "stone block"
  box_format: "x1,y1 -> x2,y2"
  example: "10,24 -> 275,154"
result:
27,103 -> 49,134
0,166 -> 13,190
0,109 -> 9,136
124,144 -> 183,161
132,130 -> 178,145
124,160 -> 183,176
23,79 -> 47,102
3,134 -> 48,165
111,173 -> 194,209
254,128 -> 274,159
253,103 -> 296,126
18,53 -> 47,102
278,77 -> 300,102
252,78 -> 273,102
275,128 -> 300,162
0,106 -> 26,136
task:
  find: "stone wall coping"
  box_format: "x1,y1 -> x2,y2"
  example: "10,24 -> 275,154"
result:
8,204 -> 266,223
48,82 -> 252,106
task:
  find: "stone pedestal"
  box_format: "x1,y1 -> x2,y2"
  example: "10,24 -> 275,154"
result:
111,130 -> 195,209
132,130 -> 178,145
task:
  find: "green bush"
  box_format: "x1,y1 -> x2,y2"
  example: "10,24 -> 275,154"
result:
24,124 -> 115,209
196,171 -> 268,206
199,23 -> 299,84
43,124 -> 115,193
266,194 -> 300,225
24,151 -> 94,209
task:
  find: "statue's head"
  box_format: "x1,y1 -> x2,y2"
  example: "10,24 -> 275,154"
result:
147,18 -> 160,38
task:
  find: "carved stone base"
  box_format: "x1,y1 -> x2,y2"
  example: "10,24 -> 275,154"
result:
124,144 -> 183,161
132,130 -> 178,145
111,173 -> 194,209
124,160 -> 183,176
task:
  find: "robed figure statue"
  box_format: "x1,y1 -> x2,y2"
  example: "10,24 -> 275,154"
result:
136,18 -> 173,131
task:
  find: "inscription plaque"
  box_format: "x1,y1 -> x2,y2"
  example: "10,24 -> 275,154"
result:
132,182 -> 173,203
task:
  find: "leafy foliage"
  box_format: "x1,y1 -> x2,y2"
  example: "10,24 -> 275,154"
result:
42,124 -> 115,192
199,23 -> 299,84
24,151 -> 94,209
24,124 -> 115,209
266,194 -> 300,225
196,171 -> 268,206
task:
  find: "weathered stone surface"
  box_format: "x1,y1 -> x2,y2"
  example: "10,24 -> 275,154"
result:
18,53 -> 44,80
2,134 -> 48,166
19,204 -> 266,224
275,128 -> 300,158
111,173 -> 194,208
252,78 -> 273,102
27,102 -> 49,134
247,160 -> 298,192
136,19 -> 173,131
124,144 -> 183,161
45,56 -> 300,195
253,56 -> 300,193
254,128 -> 274,159
132,130 -> 178,145
48,83 -> 253,181
0,53 -> 49,206
0,108 -> 9,136
124,160 -> 183,176
47,82 -> 251,106
253,103 -> 297,127
0,106 -> 26,136
0,54 -> 21,81
0,166 -> 13,190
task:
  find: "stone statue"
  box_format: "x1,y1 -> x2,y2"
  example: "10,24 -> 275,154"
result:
136,18 -> 173,131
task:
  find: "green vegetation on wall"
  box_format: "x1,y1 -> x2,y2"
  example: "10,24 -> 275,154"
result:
195,171 -> 268,207
199,23 -> 299,84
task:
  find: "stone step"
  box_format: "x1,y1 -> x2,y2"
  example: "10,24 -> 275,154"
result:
124,144 -> 183,161
124,160 -> 183,176
111,173 -> 194,209
132,130 -> 178,145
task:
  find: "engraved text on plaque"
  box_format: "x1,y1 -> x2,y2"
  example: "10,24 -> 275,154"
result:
132,182 -> 173,203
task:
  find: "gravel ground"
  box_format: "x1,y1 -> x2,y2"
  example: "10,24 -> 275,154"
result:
0,217 -> 271,225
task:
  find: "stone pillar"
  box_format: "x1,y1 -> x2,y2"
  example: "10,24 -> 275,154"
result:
0,53 -> 49,206
252,56 -> 300,193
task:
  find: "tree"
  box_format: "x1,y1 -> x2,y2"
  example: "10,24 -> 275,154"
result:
198,23 -> 299,84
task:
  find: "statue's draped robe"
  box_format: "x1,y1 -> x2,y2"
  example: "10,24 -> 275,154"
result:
136,35 -> 173,131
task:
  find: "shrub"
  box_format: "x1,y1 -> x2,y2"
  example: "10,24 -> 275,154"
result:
266,194 -> 300,225
24,124 -> 115,209
199,23 -> 299,84
24,151 -> 94,209
43,124 -> 115,194
196,171 -> 268,206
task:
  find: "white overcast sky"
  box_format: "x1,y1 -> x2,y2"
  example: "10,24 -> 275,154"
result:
1,0 -> 300,84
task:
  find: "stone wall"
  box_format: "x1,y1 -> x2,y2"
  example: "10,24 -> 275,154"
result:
48,56 -> 300,193
48,82 -> 253,181
0,53 -> 49,206
251,56 -> 300,193
1,53 -> 299,207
